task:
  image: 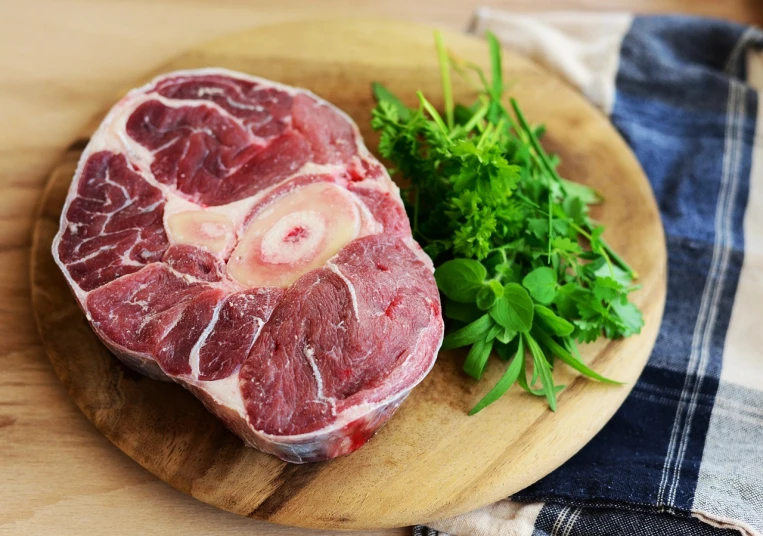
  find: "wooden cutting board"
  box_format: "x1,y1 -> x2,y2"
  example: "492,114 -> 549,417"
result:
30,19 -> 667,530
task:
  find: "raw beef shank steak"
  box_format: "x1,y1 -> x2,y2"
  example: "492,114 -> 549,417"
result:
53,68 -> 443,463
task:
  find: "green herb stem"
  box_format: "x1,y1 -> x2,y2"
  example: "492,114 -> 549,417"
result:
460,97 -> 490,134
417,91 -> 449,134
510,98 -> 566,189
584,223 -> 638,279
434,30 -> 454,131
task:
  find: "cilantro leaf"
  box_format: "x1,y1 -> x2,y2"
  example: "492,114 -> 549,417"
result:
611,300 -> 644,337
593,276 -> 624,302
560,178 -> 602,204
551,236 -> 583,256
371,82 -> 411,121
592,260 -> 633,288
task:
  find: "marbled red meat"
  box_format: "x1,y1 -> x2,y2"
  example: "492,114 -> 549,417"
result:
53,68 -> 443,463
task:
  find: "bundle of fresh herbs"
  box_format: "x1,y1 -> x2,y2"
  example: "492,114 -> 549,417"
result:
370,32 -> 643,414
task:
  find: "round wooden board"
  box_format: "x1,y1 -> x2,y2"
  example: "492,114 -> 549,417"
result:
30,19 -> 667,530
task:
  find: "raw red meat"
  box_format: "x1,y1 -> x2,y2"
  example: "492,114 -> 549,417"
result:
53,69 -> 443,463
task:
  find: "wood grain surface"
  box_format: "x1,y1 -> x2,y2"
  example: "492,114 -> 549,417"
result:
29,19 -> 665,531
2,1 -> 753,535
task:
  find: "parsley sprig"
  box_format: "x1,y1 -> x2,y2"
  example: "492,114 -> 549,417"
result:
371,31 -> 643,413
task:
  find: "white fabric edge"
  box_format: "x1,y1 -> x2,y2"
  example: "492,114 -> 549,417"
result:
693,510 -> 758,536
469,7 -> 632,114
428,500 -> 544,536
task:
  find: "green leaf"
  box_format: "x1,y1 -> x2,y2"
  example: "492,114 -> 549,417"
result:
591,259 -> 633,287
496,327 -> 517,344
443,299 -> 482,323
560,178 -> 602,204
442,314 -> 493,350
469,336 -> 524,414
551,219 -> 570,237
573,319 -> 601,344
486,323 -> 503,341
530,355 -> 540,386
561,196 -> 588,226
522,266 -> 557,304
611,300 -> 644,337
576,291 -> 608,320
463,337 -> 494,380
476,279 -> 504,310
551,236 -> 583,256
434,259 -> 487,303
518,376 -> 566,398
532,328 -> 622,384
534,304 -> 574,336
490,283 -> 534,332
527,218 -> 548,239
563,336 -> 583,363
371,82 -> 410,121
593,276 -> 624,303
516,361 -> 547,397
555,283 -> 587,319
589,225 -> 605,245
524,333 -> 558,411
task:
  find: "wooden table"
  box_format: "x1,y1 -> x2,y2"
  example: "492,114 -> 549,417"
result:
1,1 -> 759,535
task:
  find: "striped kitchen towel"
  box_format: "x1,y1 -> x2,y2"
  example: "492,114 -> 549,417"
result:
418,11 -> 763,536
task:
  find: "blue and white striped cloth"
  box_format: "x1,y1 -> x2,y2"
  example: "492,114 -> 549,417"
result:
420,11 -> 763,536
